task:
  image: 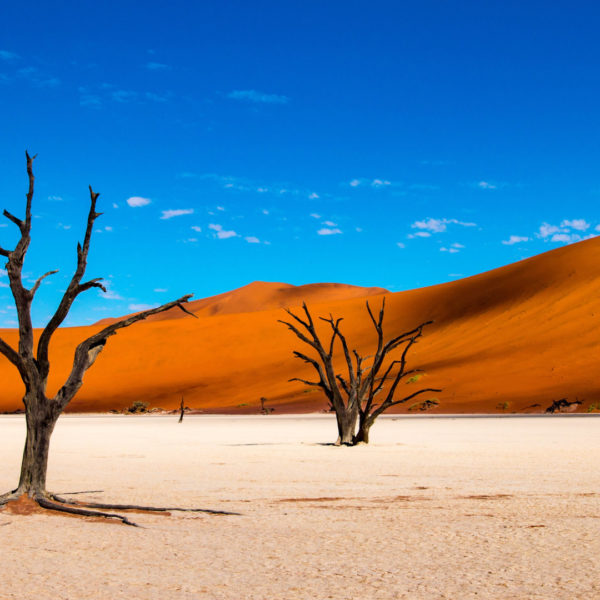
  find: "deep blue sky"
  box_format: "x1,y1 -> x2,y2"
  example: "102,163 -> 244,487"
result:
1,1 -> 599,326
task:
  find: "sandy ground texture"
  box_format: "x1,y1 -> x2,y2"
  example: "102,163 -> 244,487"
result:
0,414 -> 599,599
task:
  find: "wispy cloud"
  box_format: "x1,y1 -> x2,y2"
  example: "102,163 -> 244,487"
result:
348,178 -> 392,188
440,243 -> 465,253
411,217 -> 476,233
502,235 -> 529,245
127,196 -> 151,207
407,231 -> 431,239
209,224 -> 237,239
129,303 -> 158,311
191,225 -> 202,232
112,89 -> 138,103
477,181 -> 497,190
161,209 -> 194,220
17,66 -> 59,88
560,219 -> 589,231
245,236 -> 260,244
227,89 -> 289,104
536,219 -> 597,245
0,50 -> 19,61
317,227 -> 342,236
154,288 -> 168,293
145,62 -> 170,70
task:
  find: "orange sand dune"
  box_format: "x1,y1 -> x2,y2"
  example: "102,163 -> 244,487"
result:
1,238 -> 600,413
95,281 -> 388,324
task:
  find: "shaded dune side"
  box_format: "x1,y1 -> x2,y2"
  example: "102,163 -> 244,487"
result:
1,238 -> 600,413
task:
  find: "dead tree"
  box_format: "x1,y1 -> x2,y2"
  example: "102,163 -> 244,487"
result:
0,152 -> 227,526
280,299 -> 441,445
179,397 -> 185,422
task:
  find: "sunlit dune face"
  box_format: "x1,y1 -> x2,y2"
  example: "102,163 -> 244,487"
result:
1,237 -> 600,414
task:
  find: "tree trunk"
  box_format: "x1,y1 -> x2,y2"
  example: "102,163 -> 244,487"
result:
334,406 -> 358,445
17,393 -> 59,497
354,417 -> 373,444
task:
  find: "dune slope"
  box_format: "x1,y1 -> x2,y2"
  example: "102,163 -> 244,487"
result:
1,238 -> 600,413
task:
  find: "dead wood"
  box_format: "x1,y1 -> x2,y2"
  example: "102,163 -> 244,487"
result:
281,298 -> 441,445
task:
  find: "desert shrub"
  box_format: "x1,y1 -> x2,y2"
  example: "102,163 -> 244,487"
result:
127,401 -> 149,413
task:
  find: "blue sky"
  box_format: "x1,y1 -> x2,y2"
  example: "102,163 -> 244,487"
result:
1,0 -> 599,327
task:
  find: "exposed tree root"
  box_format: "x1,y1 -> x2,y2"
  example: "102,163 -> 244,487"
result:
0,490 -> 241,527
36,497 -> 140,527
49,493 -> 240,516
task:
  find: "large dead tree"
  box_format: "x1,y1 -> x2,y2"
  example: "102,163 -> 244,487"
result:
0,152 -> 225,526
280,299 -> 441,445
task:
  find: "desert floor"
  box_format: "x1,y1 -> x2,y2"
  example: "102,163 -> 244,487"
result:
0,414 -> 599,600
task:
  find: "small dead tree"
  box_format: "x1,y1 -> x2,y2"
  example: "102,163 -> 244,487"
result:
280,299 -> 441,445
178,397 -> 185,422
0,152 -> 222,525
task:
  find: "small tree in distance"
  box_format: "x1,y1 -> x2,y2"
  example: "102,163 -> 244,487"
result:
0,152 -> 208,526
280,299 -> 441,445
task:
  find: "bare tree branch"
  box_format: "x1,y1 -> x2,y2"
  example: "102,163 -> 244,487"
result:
3,209 -> 24,231
37,186 -> 104,378
282,299 -> 439,445
30,270 -> 59,297
55,294 -> 194,409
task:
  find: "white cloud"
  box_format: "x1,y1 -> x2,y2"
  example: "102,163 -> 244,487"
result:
308,192 -> 319,199
217,206 -> 225,211
227,90 -> 289,104
127,196 -> 151,207
310,213 -> 321,219
161,209 -> 194,220
262,209 -> 269,215
371,179 -> 391,187
129,303 -> 158,311
317,228 -> 342,236
209,223 -> 237,239
154,288 -> 168,293
112,203 -> 119,209
58,223 -> 71,230
245,236 -> 260,244
440,247 -> 459,253
561,219 -> 589,231
322,220 -> 337,227
349,178 -> 392,188
187,238 -> 198,243
502,235 -> 529,245
48,195 -> 63,202
551,233 -> 580,244
102,289 -> 123,300
396,242 -> 406,248
538,223 -> 561,238
191,225 -> 202,232
413,218 -> 447,233
104,226 -> 113,232
477,181 -> 497,190
412,217 -> 476,233
407,232 -> 432,239
0,282 -> 8,289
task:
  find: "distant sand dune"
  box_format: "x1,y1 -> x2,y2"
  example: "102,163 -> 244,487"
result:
1,237 -> 600,413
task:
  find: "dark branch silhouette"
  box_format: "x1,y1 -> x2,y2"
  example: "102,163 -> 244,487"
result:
280,299 -> 441,445
0,152 -> 229,526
